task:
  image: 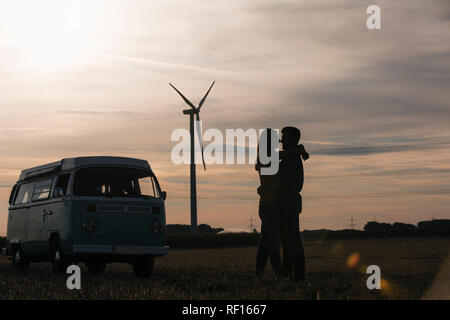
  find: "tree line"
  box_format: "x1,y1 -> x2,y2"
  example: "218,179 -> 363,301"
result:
363,219 -> 450,236
0,219 -> 448,250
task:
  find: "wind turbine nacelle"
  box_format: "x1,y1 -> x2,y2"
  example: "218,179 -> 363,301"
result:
183,109 -> 196,115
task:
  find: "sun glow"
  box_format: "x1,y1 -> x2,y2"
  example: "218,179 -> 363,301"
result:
4,0 -> 112,72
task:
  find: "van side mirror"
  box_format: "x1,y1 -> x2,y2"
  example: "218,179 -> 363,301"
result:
161,191 -> 167,200
54,187 -> 65,198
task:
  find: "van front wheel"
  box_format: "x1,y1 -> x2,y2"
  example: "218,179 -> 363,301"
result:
132,256 -> 154,278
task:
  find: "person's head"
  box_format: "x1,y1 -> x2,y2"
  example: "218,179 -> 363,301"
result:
281,126 -> 301,150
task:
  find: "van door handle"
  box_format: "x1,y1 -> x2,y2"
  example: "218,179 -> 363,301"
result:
42,209 -> 53,216
42,209 -> 53,222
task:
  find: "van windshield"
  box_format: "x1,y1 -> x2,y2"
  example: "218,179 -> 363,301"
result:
73,167 -> 160,198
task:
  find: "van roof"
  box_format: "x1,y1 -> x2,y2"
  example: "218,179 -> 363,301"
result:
19,156 -> 152,181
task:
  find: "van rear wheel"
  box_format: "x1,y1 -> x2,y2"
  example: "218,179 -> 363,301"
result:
12,247 -> 30,272
132,256 -> 154,278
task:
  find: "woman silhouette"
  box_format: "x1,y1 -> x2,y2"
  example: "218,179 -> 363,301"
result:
255,128 -> 282,278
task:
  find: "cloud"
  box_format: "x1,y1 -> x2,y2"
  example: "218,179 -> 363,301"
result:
103,54 -> 236,78
0,0 -> 450,233
309,136 -> 450,156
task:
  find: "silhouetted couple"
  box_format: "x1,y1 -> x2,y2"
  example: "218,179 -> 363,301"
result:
255,126 -> 309,281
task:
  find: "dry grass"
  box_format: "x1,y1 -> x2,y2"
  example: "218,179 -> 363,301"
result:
1,238 -> 448,299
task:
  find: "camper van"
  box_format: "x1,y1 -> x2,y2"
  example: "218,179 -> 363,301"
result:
3,156 -> 169,278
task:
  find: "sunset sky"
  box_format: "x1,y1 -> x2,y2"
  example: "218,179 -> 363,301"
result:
1,0 -> 449,235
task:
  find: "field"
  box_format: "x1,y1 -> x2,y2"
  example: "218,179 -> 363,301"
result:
0,238 -> 449,300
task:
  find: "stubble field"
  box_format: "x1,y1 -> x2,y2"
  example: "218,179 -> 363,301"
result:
0,238 -> 449,300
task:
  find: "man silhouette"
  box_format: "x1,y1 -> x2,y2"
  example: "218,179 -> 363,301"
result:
279,126 -> 308,281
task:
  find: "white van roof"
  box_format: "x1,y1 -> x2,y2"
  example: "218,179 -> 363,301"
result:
19,156 -> 152,181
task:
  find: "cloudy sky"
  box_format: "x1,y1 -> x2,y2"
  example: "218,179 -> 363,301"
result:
0,0 -> 449,235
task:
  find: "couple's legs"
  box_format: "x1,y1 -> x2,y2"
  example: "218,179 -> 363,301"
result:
280,215 -> 293,277
256,202 -> 281,276
293,216 -> 305,280
280,211 -> 305,279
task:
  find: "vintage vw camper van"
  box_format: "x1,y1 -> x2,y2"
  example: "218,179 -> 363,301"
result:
4,156 -> 169,278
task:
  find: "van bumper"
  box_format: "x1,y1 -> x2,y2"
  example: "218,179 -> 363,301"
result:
73,244 -> 169,256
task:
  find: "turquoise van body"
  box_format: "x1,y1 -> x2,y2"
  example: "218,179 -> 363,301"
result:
4,156 -> 169,277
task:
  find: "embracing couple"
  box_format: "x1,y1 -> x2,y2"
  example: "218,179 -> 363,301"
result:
255,126 -> 309,281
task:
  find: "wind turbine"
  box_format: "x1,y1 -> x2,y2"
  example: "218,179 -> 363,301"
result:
169,81 -> 215,233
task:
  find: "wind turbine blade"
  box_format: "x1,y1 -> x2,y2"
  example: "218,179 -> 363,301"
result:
197,81 -> 215,111
169,83 -> 197,110
195,113 -> 206,171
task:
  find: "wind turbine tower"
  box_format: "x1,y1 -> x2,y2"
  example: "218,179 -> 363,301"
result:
169,81 -> 215,233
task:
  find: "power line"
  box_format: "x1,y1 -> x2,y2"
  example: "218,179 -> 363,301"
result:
248,216 -> 256,232
347,216 -> 356,230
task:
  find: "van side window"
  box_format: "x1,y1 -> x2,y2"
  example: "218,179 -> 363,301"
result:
54,173 -> 70,197
138,176 -> 161,198
14,182 -> 35,204
9,184 -> 19,205
32,179 -> 53,202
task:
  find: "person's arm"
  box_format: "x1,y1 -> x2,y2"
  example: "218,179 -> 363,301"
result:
279,155 -> 303,194
298,144 -> 309,161
298,159 -> 304,192
280,145 -> 309,161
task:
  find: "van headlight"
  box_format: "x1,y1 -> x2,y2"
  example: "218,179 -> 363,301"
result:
150,220 -> 162,233
84,218 -> 98,233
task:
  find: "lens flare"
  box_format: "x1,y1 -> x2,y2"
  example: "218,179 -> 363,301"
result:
347,252 -> 360,268
381,278 -> 391,292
